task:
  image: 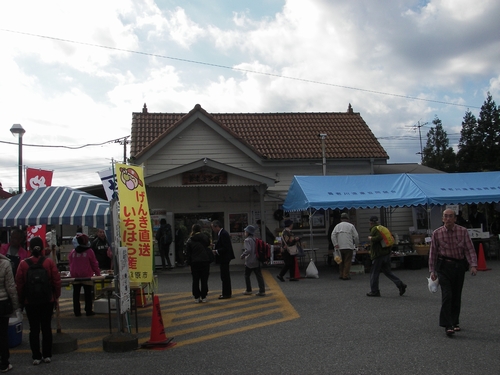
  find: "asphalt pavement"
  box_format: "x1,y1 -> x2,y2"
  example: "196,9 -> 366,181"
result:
7,258 -> 500,375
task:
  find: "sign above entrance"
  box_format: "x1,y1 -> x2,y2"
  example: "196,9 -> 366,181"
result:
182,171 -> 227,185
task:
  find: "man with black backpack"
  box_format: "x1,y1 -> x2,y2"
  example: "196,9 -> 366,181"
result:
155,219 -> 173,270
15,237 -> 61,366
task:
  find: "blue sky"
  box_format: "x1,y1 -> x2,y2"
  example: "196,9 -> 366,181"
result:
1,0 -> 499,191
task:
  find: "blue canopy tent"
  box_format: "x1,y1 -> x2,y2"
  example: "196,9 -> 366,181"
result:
0,186 -> 110,228
283,174 -> 428,212
282,172 -> 500,250
407,172 -> 500,206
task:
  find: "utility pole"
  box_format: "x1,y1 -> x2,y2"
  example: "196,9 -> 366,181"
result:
115,136 -> 130,164
413,121 -> 428,163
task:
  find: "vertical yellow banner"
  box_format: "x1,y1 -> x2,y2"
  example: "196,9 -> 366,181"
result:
115,163 -> 153,283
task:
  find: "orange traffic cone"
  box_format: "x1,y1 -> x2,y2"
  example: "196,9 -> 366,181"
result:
141,295 -> 176,350
294,256 -> 301,279
477,243 -> 491,271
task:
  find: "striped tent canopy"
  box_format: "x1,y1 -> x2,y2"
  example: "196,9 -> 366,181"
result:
0,186 -> 110,228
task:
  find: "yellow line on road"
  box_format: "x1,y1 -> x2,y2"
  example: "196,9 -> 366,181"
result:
164,270 -> 300,348
12,270 -> 299,352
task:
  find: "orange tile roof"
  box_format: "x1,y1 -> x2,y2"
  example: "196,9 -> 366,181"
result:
131,104 -> 389,160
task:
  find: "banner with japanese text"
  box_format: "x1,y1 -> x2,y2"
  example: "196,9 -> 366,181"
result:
25,168 -> 54,248
98,168 -> 118,201
115,163 -> 153,283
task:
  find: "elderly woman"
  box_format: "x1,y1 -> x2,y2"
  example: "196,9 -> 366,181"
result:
0,250 -> 20,372
277,219 -> 300,282
240,225 -> 266,296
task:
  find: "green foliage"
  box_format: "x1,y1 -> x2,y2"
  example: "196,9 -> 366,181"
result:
457,93 -> 500,172
422,116 -> 456,172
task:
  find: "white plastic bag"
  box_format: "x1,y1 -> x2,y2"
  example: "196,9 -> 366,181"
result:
427,276 -> 439,293
333,249 -> 342,264
306,259 -> 319,278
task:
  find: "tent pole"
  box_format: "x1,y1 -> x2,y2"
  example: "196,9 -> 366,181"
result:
309,208 -> 314,252
426,204 -> 432,235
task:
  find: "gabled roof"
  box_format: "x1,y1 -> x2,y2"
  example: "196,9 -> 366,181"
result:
146,158 -> 276,187
131,104 -> 389,161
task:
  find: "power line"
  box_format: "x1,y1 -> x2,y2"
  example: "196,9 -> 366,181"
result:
0,28 -> 482,110
0,136 -> 129,149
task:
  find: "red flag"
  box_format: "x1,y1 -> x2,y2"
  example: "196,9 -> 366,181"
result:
26,168 -> 53,190
25,168 -> 53,250
26,225 -> 46,249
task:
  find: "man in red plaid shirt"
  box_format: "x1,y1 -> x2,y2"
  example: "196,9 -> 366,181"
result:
429,208 -> 477,337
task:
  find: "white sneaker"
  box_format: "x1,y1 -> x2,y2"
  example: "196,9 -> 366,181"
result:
201,298 -> 207,303
33,359 -> 42,365
194,298 -> 200,303
1,364 -> 13,372
43,357 -> 51,363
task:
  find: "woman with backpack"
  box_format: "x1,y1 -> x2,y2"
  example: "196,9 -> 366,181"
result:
15,236 -> 61,366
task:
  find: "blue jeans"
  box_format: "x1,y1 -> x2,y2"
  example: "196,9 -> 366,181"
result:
369,254 -> 404,293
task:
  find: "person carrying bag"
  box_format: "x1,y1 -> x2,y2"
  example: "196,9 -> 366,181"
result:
277,219 -> 300,282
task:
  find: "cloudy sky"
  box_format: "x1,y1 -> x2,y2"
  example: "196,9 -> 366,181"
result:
1,0 -> 499,192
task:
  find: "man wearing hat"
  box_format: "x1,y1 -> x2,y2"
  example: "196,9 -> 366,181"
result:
367,216 -> 406,297
331,212 -> 359,280
68,234 -> 101,316
240,225 -> 266,296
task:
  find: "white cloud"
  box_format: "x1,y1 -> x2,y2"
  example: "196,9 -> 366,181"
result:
1,0 -> 499,190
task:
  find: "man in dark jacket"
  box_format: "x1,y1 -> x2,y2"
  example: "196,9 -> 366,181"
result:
91,229 -> 112,271
366,216 -> 406,297
211,220 -> 235,299
155,219 -> 173,270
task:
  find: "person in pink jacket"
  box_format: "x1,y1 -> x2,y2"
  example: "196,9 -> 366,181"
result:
0,228 -> 30,275
68,234 -> 100,317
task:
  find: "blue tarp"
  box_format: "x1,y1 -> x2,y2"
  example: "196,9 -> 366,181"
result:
0,186 -> 110,228
407,172 -> 500,206
283,172 -> 500,211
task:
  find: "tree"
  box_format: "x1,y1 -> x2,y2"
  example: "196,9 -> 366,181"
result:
457,93 -> 500,171
422,116 -> 456,172
456,110 -> 478,171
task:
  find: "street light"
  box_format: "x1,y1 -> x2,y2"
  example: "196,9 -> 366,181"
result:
318,133 -> 327,176
10,124 -> 25,194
